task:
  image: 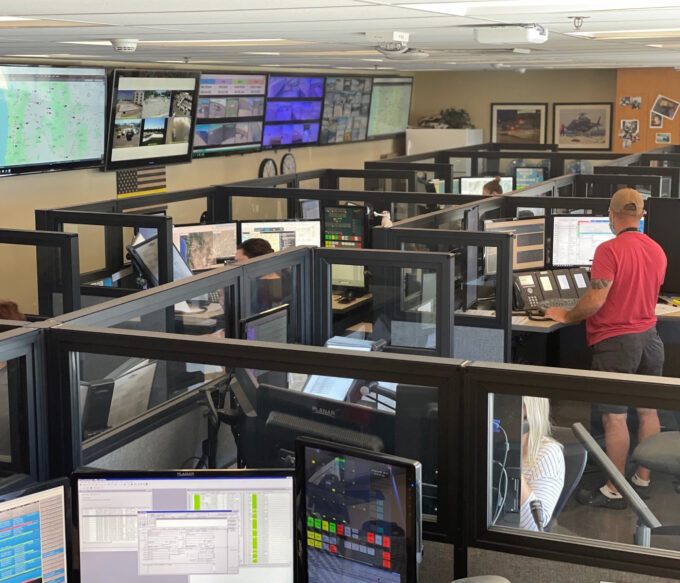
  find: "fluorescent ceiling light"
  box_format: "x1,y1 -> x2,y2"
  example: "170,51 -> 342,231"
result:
63,38 -> 306,48
241,51 -> 280,55
0,16 -> 34,21
362,58 -> 384,62
401,1 -> 680,16
570,28 -> 680,40
5,54 -> 50,57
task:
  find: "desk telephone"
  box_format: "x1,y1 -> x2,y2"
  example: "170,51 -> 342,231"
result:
513,267 -> 590,312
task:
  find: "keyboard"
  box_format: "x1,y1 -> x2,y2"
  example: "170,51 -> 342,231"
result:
535,298 -> 579,311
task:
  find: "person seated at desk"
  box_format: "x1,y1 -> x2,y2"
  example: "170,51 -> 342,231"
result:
520,396 -> 565,531
483,176 -> 504,196
544,189 -> 666,508
235,238 -> 274,262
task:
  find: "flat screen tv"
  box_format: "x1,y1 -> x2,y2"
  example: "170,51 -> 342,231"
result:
0,65 -> 106,176
193,73 -> 267,157
106,69 -> 201,170
320,76 -> 373,144
367,76 -> 413,139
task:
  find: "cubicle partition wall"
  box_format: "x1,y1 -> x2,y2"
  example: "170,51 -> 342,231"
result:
364,160 -> 456,193
374,228 -> 513,362
594,165 -> 680,198
0,228 -> 80,318
35,209 -> 174,314
0,326 -> 47,493
553,173 -> 667,198
314,248 -> 456,357
45,322 -> 462,542
463,361 -> 680,581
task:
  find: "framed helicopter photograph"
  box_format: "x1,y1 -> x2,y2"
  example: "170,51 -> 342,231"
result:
553,102 -> 613,150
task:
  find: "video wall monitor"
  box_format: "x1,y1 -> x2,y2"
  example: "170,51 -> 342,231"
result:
514,166 -> 546,189
0,65 -> 106,176
193,73 -> 266,157
550,214 -> 644,267
460,176 -> 514,195
296,437 -> 422,583
173,223 -> 238,270
262,76 -> 324,148
320,76 -> 373,144
240,219 -> 321,251
483,217 -> 546,272
127,234 -> 194,286
240,304 -> 289,344
367,77 -> 413,139
106,69 -> 201,170
323,206 -> 366,249
75,469 -> 295,583
0,482 -> 70,582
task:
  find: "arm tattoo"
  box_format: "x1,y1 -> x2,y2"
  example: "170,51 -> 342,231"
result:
590,279 -> 611,290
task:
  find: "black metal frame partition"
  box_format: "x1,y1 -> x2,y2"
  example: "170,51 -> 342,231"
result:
594,165 -> 680,197
463,361 -> 680,581
45,323 -> 462,544
553,173 -> 665,198
364,160 -> 456,193
0,326 -> 48,493
0,229 -> 80,317
374,228 -> 513,363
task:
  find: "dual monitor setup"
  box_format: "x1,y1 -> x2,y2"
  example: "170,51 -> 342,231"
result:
452,167 -> 546,195
0,65 -> 414,177
0,438 -> 422,583
482,211 -> 644,313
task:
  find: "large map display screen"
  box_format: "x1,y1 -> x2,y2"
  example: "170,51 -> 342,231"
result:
367,77 -> 413,139
0,66 -> 106,176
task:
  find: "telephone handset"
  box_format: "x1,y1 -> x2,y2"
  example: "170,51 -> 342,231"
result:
513,272 -> 543,310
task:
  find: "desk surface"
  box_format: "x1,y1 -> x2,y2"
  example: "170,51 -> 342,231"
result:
332,293 -> 373,313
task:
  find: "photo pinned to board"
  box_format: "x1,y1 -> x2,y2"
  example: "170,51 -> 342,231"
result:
619,96 -> 631,107
619,119 -> 640,150
652,94 -> 680,120
656,132 -> 671,144
650,111 -> 663,129
631,96 -> 642,110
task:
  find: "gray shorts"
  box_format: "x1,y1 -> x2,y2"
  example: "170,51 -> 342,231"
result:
592,327 -> 664,415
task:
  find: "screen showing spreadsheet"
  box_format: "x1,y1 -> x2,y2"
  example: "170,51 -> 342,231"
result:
76,472 -> 294,583
240,220 -> 321,251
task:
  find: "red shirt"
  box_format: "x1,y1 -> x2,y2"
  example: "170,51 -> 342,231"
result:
586,231 -> 666,346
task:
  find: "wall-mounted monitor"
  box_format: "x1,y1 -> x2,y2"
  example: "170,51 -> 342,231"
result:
193,73 -> 266,157
106,69 -> 201,170
0,65 -> 106,177
367,76 -> 413,139
460,176 -> 514,195
320,76 -> 373,144
262,76 -> 324,148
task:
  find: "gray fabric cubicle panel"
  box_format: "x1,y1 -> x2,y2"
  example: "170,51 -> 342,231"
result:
453,326 -> 505,363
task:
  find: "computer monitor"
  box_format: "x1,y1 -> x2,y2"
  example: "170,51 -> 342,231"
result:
173,223 -> 237,270
483,217 -> 546,272
75,469 -> 295,583
460,176 -> 514,195
301,199 -> 320,220
135,210 -> 166,241
323,206 -> 366,249
127,234 -> 194,286
240,220 -> 321,251
550,215 -> 645,267
0,481 -> 70,582
296,437 -> 422,583
514,167 -> 546,189
331,264 -> 365,290
240,304 -> 289,344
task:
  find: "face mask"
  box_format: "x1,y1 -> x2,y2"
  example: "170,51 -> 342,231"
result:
609,218 -> 616,235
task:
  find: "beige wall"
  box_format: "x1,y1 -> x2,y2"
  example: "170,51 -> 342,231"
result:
410,69 -> 618,142
0,139 -> 398,314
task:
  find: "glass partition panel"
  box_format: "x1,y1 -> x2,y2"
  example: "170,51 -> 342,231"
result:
298,177 -> 321,189
0,358 -> 14,461
488,391 -> 680,552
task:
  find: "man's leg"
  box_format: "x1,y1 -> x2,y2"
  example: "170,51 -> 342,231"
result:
634,408 -> 661,482
602,412 -> 630,492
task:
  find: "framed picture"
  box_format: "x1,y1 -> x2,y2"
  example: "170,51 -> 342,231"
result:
490,103 -> 547,144
553,102 -> 613,150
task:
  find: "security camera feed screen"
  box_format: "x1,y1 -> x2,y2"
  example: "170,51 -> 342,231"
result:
321,77 -> 373,144
108,70 -> 200,169
194,73 -> 266,156
367,77 -> 413,138
0,65 -> 106,176
303,445 -> 411,583
263,76 -> 324,148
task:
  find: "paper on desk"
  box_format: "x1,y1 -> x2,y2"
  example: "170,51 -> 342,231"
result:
655,303 -> 680,315
512,316 -> 530,326
175,300 -> 204,314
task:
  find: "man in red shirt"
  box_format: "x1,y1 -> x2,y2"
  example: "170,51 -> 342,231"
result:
546,188 -> 667,509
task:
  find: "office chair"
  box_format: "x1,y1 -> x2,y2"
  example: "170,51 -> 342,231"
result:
545,425 -> 588,532
632,430 -> 680,494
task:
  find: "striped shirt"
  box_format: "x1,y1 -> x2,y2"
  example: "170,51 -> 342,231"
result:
520,439 -> 565,531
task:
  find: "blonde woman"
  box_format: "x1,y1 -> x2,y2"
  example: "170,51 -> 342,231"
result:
520,396 -> 565,531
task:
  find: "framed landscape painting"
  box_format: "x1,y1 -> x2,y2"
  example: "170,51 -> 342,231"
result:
553,102 -> 613,150
491,103 -> 547,144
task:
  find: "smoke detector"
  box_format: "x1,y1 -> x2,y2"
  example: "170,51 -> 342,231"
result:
110,39 -> 139,52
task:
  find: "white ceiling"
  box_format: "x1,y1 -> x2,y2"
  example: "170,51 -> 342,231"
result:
2,0 -> 680,71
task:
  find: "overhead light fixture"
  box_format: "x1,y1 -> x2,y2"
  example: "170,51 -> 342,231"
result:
570,28 -> 680,40
241,51 -> 280,55
5,53 -> 50,57
63,38 -> 306,48
0,16 -> 34,21
513,48 -> 532,54
362,58 -> 384,62
401,1 -> 680,16
648,44 -> 664,48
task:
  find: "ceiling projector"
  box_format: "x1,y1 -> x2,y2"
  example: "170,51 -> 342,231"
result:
474,24 -> 548,45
